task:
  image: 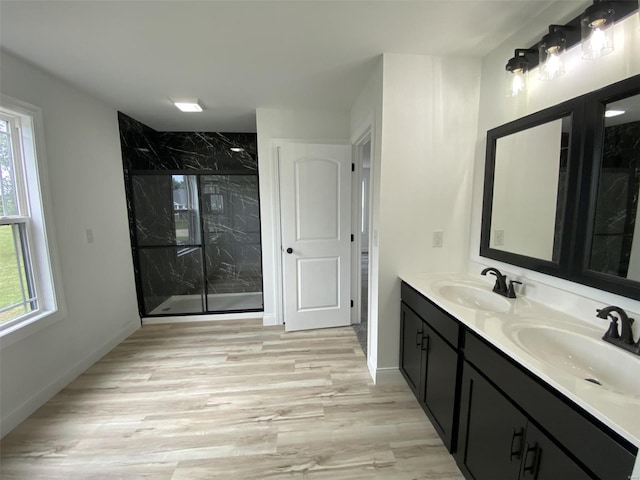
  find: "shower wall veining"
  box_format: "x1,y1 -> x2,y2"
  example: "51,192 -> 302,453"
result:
118,113 -> 263,317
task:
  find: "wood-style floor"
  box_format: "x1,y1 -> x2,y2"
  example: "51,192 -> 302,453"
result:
0,319 -> 464,479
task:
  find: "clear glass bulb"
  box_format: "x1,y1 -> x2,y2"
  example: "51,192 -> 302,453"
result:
540,51 -> 565,80
581,10 -> 615,59
590,27 -> 608,56
506,70 -> 526,97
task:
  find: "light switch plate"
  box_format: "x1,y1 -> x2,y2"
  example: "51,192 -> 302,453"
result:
433,231 -> 444,248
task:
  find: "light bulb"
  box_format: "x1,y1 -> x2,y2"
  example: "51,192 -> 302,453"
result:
590,28 -> 608,56
546,53 -> 562,77
581,7 -> 615,59
510,72 -> 525,97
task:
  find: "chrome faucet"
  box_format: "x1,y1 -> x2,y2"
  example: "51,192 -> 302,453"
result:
596,306 -> 640,355
481,267 -> 520,298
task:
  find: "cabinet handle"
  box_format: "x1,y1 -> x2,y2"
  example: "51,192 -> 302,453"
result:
509,427 -> 524,461
522,443 -> 540,478
421,334 -> 430,352
416,330 -> 423,346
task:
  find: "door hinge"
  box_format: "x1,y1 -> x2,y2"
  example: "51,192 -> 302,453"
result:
351,234 -> 354,242
351,300 -> 354,308
351,163 -> 355,172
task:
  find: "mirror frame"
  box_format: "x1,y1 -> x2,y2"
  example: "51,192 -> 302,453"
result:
573,75 -> 640,299
481,74 -> 640,300
481,97 -> 585,278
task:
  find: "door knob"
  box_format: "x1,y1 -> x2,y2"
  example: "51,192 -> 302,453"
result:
286,247 -> 293,254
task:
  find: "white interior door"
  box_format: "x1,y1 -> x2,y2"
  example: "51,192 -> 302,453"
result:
279,142 -> 352,331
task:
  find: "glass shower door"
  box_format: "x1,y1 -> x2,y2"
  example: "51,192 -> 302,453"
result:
132,174 -> 205,315
201,175 -> 263,312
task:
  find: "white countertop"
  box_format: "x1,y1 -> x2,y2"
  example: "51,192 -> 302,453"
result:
400,272 -> 640,461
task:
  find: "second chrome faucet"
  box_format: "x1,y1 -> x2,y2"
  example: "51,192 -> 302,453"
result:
481,267 -> 521,299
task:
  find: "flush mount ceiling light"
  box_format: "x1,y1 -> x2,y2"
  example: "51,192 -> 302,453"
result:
539,26 -> 568,80
605,109 -> 626,117
171,98 -> 204,113
230,147 -> 245,152
581,1 -> 616,59
505,49 -> 535,97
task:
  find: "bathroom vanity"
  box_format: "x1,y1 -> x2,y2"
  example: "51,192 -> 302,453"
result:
399,272 -> 639,480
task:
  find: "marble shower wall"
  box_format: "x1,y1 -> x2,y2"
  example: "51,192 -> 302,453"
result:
118,113 -> 262,316
118,113 -> 257,172
590,120 -> 640,278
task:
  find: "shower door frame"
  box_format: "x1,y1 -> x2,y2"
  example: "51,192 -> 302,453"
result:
127,169 -> 264,318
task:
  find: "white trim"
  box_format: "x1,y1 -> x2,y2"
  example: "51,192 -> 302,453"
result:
374,367 -> 404,385
0,319 -> 138,437
262,313 -> 277,326
351,113 -> 375,145
143,312 -> 264,325
272,143 -> 284,325
352,120 -> 375,381
351,144 -> 363,325
368,353 -> 377,380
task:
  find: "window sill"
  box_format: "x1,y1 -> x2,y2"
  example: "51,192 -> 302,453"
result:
0,307 -> 66,350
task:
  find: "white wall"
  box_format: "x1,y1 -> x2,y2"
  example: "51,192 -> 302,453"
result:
0,51 -> 140,435
375,54 -> 482,371
256,107 -> 351,326
469,12 -> 640,326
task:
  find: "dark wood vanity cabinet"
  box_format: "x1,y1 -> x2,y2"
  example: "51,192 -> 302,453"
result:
457,361 -> 591,480
400,282 -> 460,452
456,332 -> 637,480
399,282 -> 637,480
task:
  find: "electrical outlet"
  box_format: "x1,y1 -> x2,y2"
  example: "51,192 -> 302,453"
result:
494,229 -> 504,246
433,231 -> 444,248
85,228 -> 94,244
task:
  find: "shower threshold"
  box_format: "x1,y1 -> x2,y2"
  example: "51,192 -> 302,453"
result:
148,292 -> 263,315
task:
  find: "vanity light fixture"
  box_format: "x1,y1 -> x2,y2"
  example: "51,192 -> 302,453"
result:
503,1 -> 637,89
539,26 -> 568,80
171,98 -> 204,113
505,49 -> 535,97
581,0 -> 616,59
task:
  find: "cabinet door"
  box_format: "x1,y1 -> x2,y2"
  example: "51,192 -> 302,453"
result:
456,362 -> 526,480
422,322 -> 458,451
520,423 -> 591,480
400,303 -> 425,399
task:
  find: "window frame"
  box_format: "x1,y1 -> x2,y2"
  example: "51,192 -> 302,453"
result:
0,95 -> 65,347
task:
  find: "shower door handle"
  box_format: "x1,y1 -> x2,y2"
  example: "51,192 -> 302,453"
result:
286,248 -> 293,254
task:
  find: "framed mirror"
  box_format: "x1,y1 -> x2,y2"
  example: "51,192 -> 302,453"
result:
575,76 -> 640,299
481,74 -> 640,300
480,98 -> 584,277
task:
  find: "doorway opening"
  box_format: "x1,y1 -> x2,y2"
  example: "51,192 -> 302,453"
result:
353,138 -> 371,355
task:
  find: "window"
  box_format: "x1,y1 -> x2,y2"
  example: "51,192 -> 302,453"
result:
0,114 -> 37,324
0,96 -> 63,339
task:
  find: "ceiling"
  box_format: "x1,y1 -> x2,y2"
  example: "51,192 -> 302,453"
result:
0,1 -> 589,132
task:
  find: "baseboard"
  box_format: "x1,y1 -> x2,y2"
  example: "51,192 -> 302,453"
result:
374,367 -> 403,385
143,312 -> 264,324
0,319 -> 139,438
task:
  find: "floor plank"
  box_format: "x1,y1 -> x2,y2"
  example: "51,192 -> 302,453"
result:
0,320 -> 463,479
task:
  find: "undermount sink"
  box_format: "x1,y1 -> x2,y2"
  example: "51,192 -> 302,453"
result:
434,283 -> 512,313
506,324 -> 640,397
